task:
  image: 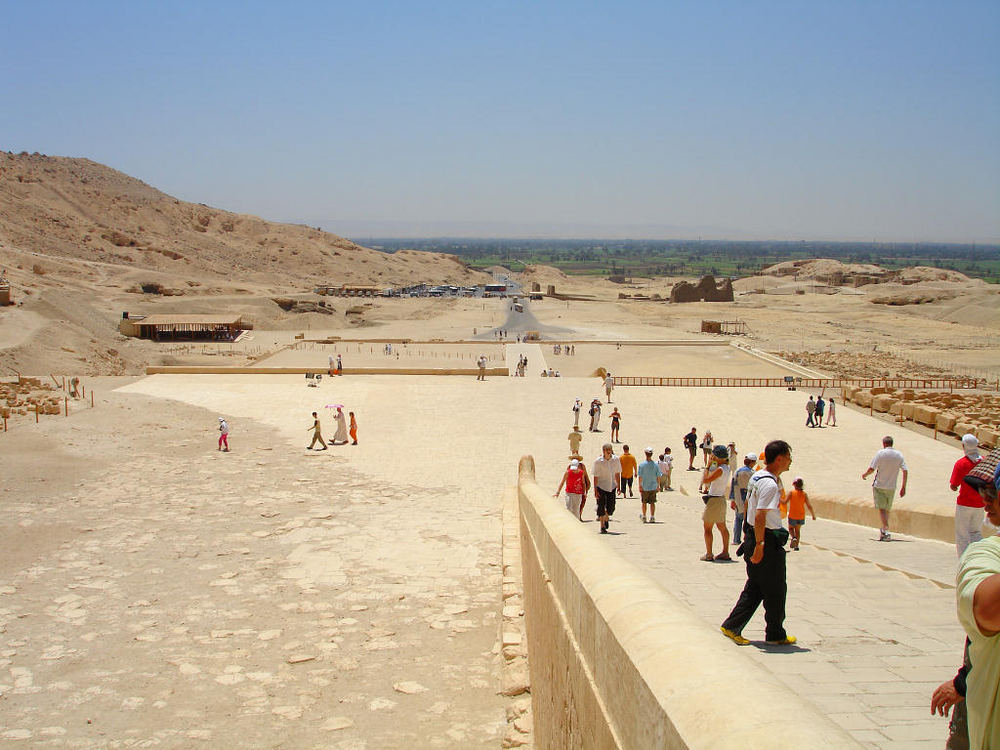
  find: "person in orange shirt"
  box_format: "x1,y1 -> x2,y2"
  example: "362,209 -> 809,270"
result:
349,411 -> 358,445
786,477 -> 816,550
619,445 -> 638,498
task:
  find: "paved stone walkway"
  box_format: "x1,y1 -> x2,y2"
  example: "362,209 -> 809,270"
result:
585,475 -> 964,749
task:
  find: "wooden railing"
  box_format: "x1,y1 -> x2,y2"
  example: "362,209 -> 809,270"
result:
613,376 -> 981,390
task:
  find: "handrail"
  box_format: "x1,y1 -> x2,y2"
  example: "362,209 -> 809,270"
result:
613,376 -> 980,390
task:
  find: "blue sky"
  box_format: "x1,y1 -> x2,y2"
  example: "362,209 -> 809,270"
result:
3,1 -> 998,242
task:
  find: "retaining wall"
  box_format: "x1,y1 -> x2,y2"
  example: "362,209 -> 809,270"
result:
517,456 -> 861,749
144,366 -> 508,376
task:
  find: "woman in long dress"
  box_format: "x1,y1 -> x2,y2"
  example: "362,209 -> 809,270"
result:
332,407 -> 349,445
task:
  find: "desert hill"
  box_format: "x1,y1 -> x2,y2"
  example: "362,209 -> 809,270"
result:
0,152 -> 487,292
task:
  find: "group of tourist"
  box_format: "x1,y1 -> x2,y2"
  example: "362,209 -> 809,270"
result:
552,344 -> 575,355
306,406 -> 357,449
804,394 -> 836,427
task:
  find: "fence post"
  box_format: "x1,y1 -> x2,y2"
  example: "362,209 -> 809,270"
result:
64,397 -> 68,416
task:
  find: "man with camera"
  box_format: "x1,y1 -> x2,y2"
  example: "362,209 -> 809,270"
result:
700,444 -> 732,561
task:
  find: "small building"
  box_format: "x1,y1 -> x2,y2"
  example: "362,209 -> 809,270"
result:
701,319 -> 748,335
120,314 -> 248,341
0,279 -> 10,306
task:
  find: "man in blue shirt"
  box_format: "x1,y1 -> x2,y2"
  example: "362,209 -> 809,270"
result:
636,447 -> 663,524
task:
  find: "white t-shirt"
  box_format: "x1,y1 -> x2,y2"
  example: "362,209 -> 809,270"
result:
591,456 -> 621,492
657,459 -> 670,474
746,470 -> 783,529
604,376 -> 613,390
869,448 -> 908,489
661,454 -> 673,470
707,464 -> 731,497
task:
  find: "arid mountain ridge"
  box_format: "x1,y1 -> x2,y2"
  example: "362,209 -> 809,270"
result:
0,151 -> 487,291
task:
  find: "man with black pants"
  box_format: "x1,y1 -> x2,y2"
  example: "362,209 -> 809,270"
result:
720,439 -> 796,646
683,427 -> 698,471
592,443 -> 621,534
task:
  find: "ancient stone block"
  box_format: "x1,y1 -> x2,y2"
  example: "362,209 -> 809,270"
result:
977,427 -> 999,449
913,405 -> 941,426
872,395 -> 896,413
936,412 -> 959,433
854,391 -> 873,408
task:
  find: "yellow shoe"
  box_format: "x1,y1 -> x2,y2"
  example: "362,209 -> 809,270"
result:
721,627 -> 749,646
766,635 -> 797,646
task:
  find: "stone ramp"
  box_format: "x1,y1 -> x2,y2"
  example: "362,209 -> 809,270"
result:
505,343 -> 547,376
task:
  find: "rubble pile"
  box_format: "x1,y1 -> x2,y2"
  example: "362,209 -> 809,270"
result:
778,350 -> 963,381
842,386 -> 1000,449
0,378 -> 64,418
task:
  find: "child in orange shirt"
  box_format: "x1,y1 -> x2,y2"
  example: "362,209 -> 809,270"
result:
349,411 -> 358,445
787,477 -> 816,550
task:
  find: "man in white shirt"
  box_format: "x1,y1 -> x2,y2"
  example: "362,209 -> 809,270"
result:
720,440 -> 796,646
591,443 -> 621,534
862,435 -> 908,542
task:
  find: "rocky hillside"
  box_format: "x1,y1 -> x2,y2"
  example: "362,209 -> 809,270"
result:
0,151 -> 488,291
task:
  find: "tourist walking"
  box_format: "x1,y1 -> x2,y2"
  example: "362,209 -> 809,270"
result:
700,431 -> 714,468
568,427 -> 583,458
349,411 -> 358,445
731,453 -> 755,546
805,396 -> 816,427
825,398 -> 837,426
684,427 -> 698,471
720,440 -> 796,646
814,396 -> 825,427
331,406 -> 349,445
306,411 -> 328,450
217,417 -> 230,452
952,434 -> 984,555
619,445 -> 637,498
658,448 -> 673,491
637,448 -> 662,523
786,477 -> 816,550
589,399 -> 602,432
700,445 -> 732,561
592,444 -> 621,534
609,408 -> 621,443
572,398 -> 582,429
336,354 -> 343,376
554,458 -> 591,521
861,435 -> 908,541
604,372 -> 614,402
477,355 -> 487,380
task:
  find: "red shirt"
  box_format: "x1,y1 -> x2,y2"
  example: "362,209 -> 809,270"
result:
952,455 -> 985,508
566,468 -> 586,495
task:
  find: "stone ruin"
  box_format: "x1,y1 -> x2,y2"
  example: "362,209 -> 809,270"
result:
670,275 -> 734,303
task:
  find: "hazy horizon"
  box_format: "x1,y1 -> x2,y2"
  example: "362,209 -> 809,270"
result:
3,1 -> 998,245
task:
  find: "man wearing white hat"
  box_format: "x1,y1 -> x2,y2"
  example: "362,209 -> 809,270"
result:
952,434 -> 985,556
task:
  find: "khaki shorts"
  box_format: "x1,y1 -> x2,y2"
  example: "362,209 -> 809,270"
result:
873,487 -> 895,510
703,496 -> 727,525
640,489 -> 657,504
657,475 -> 669,490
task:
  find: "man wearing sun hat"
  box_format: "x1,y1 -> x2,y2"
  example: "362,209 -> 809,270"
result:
555,458 -> 591,520
956,447 -> 1000,750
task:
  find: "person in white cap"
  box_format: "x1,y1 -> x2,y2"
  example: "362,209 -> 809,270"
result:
952,434 -> 985,555
555,458 -> 591,520
636,448 -> 663,523
217,417 -> 230,452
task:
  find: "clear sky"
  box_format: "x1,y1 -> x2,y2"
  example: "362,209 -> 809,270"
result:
3,1 -> 998,242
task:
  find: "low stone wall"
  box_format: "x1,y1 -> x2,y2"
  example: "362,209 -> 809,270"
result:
809,493 -> 960,544
145,366 -> 508,376
517,456 -> 861,749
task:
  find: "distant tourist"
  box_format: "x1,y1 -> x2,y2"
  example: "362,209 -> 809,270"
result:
825,398 -> 837,426
786,477 -> 816,550
609,407 -> 621,443
720,440 -> 796,646
568,426 -> 583,458
604,372 -> 614,402
328,355 -> 335,376
861,435 -> 908,542
684,427 -> 698,471
336,354 -> 343,376
477,354 -> 487,381
732,454 -> 755,547
218,417 -> 230,452
555,458 -> 591,521
349,411 -> 358,445
700,445 -> 732,562
952,434 -> 984,555
658,448 -> 673,491
814,396 -> 825,427
572,398 -> 582,429
637,448 -> 662,523
331,406 -> 349,445
306,411 -> 328,450
592,444 -> 621,534
699,431 -> 714,471
805,395 -> 816,427
589,399 -> 602,432
619,445 -> 637,498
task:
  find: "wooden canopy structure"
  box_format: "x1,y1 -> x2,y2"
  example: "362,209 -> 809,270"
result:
122,314 -> 247,341
701,319 -> 748,335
